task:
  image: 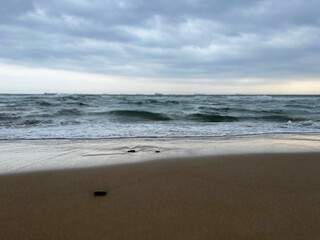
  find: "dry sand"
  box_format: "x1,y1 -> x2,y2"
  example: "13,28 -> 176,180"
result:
1,152 -> 320,239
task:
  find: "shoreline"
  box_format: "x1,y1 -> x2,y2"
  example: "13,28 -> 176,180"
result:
0,133 -> 320,174
1,152 -> 320,239
1,131 -> 320,141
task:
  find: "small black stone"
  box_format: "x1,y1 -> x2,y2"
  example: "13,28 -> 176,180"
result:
94,191 -> 107,196
127,149 -> 136,153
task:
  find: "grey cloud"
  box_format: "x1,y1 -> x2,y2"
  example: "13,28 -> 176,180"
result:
0,0 -> 320,82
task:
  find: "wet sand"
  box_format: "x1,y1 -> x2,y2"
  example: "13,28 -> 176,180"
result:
1,134 -> 320,174
1,152 -> 320,239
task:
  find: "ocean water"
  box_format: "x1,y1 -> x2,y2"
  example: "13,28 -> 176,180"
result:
0,94 -> 319,139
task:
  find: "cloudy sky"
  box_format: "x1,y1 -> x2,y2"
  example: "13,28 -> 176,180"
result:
1,0 -> 320,94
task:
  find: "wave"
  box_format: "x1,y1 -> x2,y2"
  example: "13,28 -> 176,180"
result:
22,109 -> 83,118
21,119 -> 54,126
0,118 -> 54,127
197,107 -> 231,112
285,104 -> 314,109
239,115 -> 306,122
23,119 -> 41,125
22,119 -> 75,126
119,99 -> 180,105
255,115 -> 305,122
56,108 -> 82,116
37,100 -> 88,107
187,113 -> 237,122
37,101 -> 87,107
37,101 -> 54,106
186,113 -> 306,123
1,111 -> 307,124
0,113 -> 21,121
56,94 -> 100,101
56,95 -> 86,101
60,120 -> 81,126
66,102 -> 88,106
226,95 -> 273,101
108,110 -> 172,121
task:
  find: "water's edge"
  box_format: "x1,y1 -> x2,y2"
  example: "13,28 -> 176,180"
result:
1,133 -> 320,174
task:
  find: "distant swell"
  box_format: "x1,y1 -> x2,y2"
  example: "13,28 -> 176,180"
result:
108,110 -> 172,121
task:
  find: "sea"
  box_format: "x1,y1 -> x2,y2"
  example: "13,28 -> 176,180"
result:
0,94 -> 319,140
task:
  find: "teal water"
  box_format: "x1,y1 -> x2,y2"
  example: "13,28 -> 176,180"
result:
0,94 -> 319,139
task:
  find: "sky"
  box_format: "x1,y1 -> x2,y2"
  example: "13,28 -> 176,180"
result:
0,0 -> 320,94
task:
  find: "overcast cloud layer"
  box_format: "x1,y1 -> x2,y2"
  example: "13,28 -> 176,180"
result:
1,0 -> 320,86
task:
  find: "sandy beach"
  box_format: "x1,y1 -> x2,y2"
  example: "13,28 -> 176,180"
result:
1,152 -> 320,239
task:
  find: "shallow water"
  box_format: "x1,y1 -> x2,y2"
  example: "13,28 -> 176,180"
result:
1,134 -> 320,174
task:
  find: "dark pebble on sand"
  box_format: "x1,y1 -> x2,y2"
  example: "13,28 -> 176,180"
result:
128,150 -> 136,153
94,191 -> 107,196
